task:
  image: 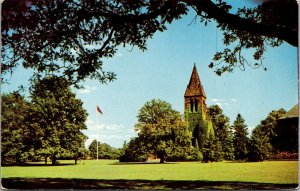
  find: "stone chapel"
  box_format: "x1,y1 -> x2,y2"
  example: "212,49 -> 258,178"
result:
184,64 -> 214,148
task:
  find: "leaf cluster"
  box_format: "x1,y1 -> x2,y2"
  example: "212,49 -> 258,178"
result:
2,0 -> 187,86
209,0 -> 297,75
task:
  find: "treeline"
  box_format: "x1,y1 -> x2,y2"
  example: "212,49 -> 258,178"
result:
88,140 -> 121,160
119,99 -> 298,163
2,77 -> 88,165
3,88 -> 296,165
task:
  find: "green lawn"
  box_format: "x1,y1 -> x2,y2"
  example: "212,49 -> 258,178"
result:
2,160 -> 298,189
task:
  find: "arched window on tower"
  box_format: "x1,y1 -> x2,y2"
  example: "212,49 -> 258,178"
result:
190,99 -> 194,112
195,99 -> 198,112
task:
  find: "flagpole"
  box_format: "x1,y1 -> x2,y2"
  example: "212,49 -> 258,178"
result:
96,113 -> 99,163
96,105 -> 103,164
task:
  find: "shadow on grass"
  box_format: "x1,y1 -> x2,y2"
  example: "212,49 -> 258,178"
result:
2,163 -> 76,167
2,178 -> 298,190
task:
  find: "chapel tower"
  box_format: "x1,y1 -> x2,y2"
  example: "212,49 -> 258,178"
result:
184,64 -> 212,148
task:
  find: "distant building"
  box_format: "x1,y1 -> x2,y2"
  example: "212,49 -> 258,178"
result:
184,64 -> 214,148
276,104 -> 299,152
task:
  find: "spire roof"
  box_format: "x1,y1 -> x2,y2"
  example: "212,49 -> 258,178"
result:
184,64 -> 206,98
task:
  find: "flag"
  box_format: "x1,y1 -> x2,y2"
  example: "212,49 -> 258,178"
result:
96,105 -> 103,114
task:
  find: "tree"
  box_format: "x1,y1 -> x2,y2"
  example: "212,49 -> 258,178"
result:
135,99 -> 193,163
88,140 -> 98,159
259,109 -> 286,150
30,77 -> 88,165
202,134 -> 215,162
247,108 -> 286,161
2,0 -> 297,85
207,105 -> 234,161
1,77 -> 88,165
248,125 -> 272,162
1,92 -> 34,164
232,114 -> 249,161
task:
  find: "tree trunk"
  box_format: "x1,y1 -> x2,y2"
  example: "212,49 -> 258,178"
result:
52,156 -> 56,165
45,156 -> 47,165
159,155 -> 165,163
75,158 -> 77,165
16,155 -> 20,165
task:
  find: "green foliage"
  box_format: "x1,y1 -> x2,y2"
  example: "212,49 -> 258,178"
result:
119,137 -> 148,162
260,109 -> 286,138
202,136 -> 215,162
207,105 -> 234,161
29,77 -> 88,165
185,106 -> 214,151
248,126 -> 273,162
1,77 -> 88,165
185,143 -> 203,162
258,109 -> 286,151
123,99 -> 196,163
1,92 -> 33,164
210,0 -> 297,75
2,0 -> 187,85
2,0 -> 296,85
232,114 -> 249,161
88,140 -> 121,160
247,108 -> 287,162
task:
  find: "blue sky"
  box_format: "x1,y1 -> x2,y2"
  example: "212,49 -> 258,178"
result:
2,1 -> 298,148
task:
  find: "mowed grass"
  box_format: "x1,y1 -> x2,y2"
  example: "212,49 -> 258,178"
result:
2,160 -> 298,184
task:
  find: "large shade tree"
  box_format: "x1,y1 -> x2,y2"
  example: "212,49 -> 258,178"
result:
247,108 -> 287,161
2,0 -> 297,85
135,99 -> 193,163
1,82 -> 88,165
29,77 -> 88,165
248,125 -> 273,162
259,108 -> 286,149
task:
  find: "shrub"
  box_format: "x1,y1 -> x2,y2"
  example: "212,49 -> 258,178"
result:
166,146 -> 203,162
271,152 -> 298,160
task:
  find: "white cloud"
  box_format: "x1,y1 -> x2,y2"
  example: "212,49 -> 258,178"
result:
210,98 -> 236,107
78,86 -> 96,94
211,98 -> 224,102
116,53 -> 123,57
99,124 -> 124,130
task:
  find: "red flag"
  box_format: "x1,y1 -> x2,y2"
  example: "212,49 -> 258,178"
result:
96,105 -> 103,114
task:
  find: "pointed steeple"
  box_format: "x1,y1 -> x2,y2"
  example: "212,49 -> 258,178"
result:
184,64 -> 206,98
